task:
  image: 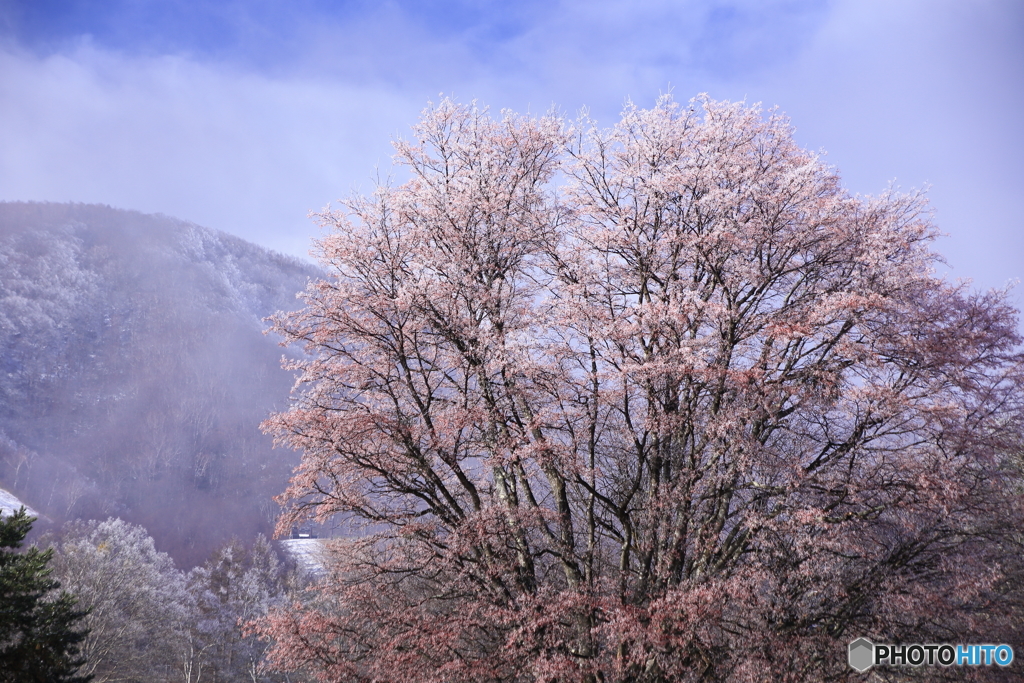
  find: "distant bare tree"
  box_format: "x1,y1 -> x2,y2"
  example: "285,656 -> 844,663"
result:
187,536 -> 291,683
46,518 -> 192,683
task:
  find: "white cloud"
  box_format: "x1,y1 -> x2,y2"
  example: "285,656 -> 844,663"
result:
738,0 -> 1024,293
0,0 -> 1020,298
0,43 -> 424,257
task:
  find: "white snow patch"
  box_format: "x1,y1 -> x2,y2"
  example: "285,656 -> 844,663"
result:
279,538 -> 327,578
0,487 -> 38,518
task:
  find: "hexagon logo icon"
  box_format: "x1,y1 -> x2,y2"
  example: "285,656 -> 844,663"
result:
848,638 -> 874,672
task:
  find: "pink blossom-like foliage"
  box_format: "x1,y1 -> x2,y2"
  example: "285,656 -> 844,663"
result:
256,96 -> 1024,682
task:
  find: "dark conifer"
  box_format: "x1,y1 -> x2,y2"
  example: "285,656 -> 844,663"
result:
0,507 -> 90,683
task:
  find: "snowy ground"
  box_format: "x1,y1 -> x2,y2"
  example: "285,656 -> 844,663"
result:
0,487 -> 38,518
279,538 -> 327,578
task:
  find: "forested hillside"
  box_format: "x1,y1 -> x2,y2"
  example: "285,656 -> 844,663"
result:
0,202 -> 318,567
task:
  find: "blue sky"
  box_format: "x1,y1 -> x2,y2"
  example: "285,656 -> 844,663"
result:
1,0 -> 1021,299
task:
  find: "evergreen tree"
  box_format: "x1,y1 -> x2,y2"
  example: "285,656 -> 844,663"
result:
0,507 -> 90,683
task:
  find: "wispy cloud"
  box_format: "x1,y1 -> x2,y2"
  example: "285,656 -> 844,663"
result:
0,0 -> 1020,294
0,43 -> 420,255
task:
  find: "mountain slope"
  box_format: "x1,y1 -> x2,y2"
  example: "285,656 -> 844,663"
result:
0,202 -> 319,566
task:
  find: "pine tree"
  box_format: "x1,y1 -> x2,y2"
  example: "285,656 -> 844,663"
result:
0,507 -> 90,683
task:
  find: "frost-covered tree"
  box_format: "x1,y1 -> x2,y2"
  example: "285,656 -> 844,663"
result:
257,96 -> 1024,682
47,518 -> 190,682
187,535 -> 290,683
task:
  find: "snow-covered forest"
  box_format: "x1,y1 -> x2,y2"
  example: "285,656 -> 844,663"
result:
0,202 -> 319,566
1,503 -> 306,683
0,202 -> 326,681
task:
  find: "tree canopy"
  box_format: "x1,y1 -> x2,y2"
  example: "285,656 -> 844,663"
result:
258,96 -> 1024,682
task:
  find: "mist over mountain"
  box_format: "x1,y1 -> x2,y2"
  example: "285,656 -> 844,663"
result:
0,202 -> 319,567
